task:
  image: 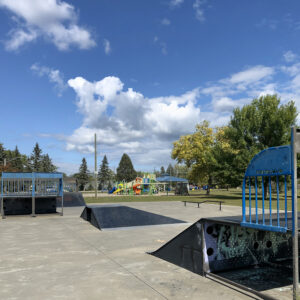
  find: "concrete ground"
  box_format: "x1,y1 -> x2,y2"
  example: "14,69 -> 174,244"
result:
0,201 -> 292,300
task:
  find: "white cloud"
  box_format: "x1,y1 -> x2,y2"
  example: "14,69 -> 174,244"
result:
283,50 -> 297,63
41,57 -> 300,170
0,0 -> 96,51
153,36 -> 167,55
31,63 -> 67,96
227,65 -> 274,85
193,0 -> 207,22
103,39 -> 111,55
62,75 -> 201,167
170,0 -> 184,8
161,18 -> 171,26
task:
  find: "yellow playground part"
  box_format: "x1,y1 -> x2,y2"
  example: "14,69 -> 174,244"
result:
113,183 -> 123,194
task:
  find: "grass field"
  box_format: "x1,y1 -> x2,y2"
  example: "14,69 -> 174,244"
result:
84,188 -> 297,211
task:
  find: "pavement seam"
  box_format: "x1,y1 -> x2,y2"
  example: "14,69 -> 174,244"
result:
62,220 -> 169,300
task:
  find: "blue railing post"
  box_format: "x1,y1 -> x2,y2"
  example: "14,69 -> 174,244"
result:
269,176 -> 272,226
249,177 -> 252,223
262,176 -> 265,225
242,178 -> 246,223
255,176 -> 258,224
276,175 -> 279,227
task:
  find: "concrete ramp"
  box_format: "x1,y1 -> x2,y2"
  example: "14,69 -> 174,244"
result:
150,220 -> 203,274
57,192 -> 86,207
150,216 -> 295,296
80,205 -> 185,230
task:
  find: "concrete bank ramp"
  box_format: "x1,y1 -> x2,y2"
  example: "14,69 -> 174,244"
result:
57,192 -> 86,207
80,205 -> 185,230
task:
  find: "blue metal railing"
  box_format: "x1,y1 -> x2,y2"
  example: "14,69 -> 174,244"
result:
241,145 -> 292,233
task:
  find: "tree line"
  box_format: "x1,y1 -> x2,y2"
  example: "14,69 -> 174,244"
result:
75,153 -> 138,191
75,153 -> 186,191
0,142 -> 57,173
172,94 -> 298,187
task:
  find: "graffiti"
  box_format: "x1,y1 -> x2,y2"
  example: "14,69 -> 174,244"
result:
203,221 -> 292,273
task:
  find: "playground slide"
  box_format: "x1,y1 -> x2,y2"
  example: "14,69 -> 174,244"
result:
113,188 -> 123,194
109,187 -> 116,194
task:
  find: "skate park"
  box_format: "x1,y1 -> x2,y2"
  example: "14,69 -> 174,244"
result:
1,129 -> 300,300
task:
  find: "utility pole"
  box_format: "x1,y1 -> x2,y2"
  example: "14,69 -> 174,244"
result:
94,133 -> 97,199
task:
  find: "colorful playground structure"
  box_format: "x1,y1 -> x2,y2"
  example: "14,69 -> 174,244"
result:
108,173 -> 189,195
109,174 -> 158,195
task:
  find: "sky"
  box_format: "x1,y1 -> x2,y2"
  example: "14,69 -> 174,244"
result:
1,0 -> 300,175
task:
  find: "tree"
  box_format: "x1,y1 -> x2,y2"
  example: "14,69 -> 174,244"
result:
216,94 -> 298,186
29,143 -> 43,171
160,166 -> 165,175
116,153 -> 137,182
166,164 -> 174,176
174,164 -> 189,178
41,154 -> 57,172
172,121 -> 219,186
12,146 -> 24,171
98,155 -> 111,189
77,158 -> 89,191
0,143 -> 6,165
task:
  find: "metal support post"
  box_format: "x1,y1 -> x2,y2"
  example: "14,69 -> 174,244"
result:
31,173 -> 36,217
61,178 -> 64,216
1,176 -> 4,219
94,133 -> 97,199
292,127 -> 299,300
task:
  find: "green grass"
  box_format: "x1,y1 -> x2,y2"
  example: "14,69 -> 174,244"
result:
84,188 -> 298,211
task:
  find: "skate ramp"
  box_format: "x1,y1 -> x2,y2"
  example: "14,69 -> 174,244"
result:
150,220 -> 204,274
150,215 -> 294,293
80,205 -> 185,230
57,192 -> 86,207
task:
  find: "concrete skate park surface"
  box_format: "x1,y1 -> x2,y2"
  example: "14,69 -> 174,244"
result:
0,201 -> 291,300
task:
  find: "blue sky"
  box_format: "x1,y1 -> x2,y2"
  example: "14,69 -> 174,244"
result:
1,0 -> 300,174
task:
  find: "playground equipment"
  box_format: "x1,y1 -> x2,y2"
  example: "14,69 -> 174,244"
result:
1,172 -> 64,218
151,128 -> 300,299
109,174 -> 158,196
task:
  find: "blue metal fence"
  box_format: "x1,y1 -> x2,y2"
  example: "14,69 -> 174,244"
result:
241,145 -> 292,232
1,172 -> 64,218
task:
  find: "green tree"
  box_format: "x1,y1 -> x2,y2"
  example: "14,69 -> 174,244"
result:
98,155 -> 111,189
0,143 -> 6,165
116,153 -> 137,182
29,143 -> 43,171
160,166 -> 165,175
166,164 -> 174,176
41,154 -> 57,172
172,121 -> 220,187
12,146 -> 24,171
78,158 -> 89,191
174,164 -> 189,178
215,94 -> 297,186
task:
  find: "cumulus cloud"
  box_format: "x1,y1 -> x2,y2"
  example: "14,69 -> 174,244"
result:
41,58 -> 300,170
62,75 -> 201,166
0,0 -> 96,51
31,63 -> 67,96
103,39 -> 111,55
